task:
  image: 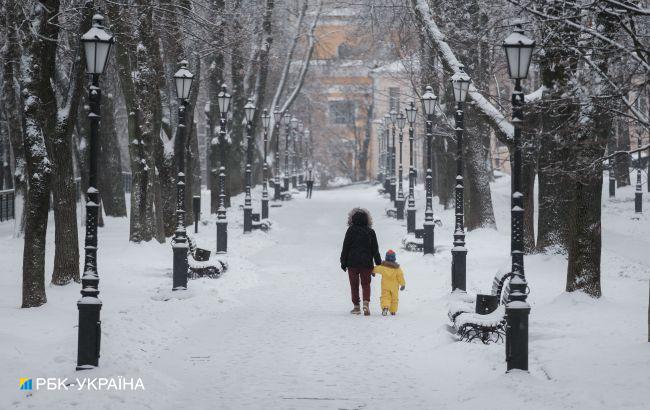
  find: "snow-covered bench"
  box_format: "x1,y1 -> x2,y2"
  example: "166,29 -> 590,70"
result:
401,219 -> 442,251
448,270 -> 513,344
186,236 -> 227,278
251,213 -> 271,231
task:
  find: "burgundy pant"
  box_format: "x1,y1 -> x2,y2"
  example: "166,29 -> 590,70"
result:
348,267 -> 372,305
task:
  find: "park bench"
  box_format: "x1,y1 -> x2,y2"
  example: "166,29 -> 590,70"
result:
447,270 -> 514,344
401,219 -> 442,251
185,236 -> 227,278
385,207 -> 397,218
251,213 -> 272,231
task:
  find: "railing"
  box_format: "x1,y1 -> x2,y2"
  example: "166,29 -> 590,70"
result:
0,189 -> 15,221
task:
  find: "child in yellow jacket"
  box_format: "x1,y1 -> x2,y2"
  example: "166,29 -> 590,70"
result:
372,250 -> 406,316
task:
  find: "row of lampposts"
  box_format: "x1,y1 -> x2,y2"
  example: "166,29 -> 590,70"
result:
377,23 -> 535,373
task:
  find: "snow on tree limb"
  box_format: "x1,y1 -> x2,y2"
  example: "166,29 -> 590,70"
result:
411,0 -> 514,142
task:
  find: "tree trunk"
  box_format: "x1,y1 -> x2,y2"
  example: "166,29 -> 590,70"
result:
19,0 -> 57,307
614,118 -> 631,187
98,91 -> 127,217
464,118 -> 496,230
1,0 -> 27,236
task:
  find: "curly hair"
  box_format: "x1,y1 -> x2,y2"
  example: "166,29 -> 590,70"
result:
347,207 -> 373,227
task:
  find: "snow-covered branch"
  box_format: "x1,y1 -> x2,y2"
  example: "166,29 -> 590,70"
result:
411,0 -> 515,142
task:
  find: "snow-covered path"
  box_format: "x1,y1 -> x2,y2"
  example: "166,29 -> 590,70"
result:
155,187 -> 452,409
1,180 -> 649,410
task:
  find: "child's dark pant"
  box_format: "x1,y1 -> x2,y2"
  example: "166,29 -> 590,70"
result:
348,267 -> 372,304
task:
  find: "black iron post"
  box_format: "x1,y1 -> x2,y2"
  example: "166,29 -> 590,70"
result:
377,131 -> 384,183
77,74 -> 103,370
274,109 -> 282,201
635,136 -> 643,213
608,157 -> 616,198
384,118 -> 391,193
406,102 -> 417,233
261,110 -> 270,219
424,112 -> 435,255
243,113 -> 254,233
172,100 -> 189,290
396,116 -> 405,220
422,86 -> 436,255
291,128 -> 298,188
451,101 -> 467,291
216,89 -> 229,253
390,121 -> 397,203
505,78 -> 531,372
193,195 -> 201,233
284,114 -> 290,191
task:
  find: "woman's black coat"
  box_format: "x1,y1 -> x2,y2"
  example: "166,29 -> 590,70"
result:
340,225 -> 382,269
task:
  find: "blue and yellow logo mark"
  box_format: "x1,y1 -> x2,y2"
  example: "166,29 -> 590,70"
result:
19,378 -> 32,390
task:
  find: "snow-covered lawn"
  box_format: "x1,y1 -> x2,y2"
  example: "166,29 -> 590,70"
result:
1,176 -> 648,409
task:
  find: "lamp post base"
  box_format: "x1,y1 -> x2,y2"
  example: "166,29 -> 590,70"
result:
608,179 -> 616,198
505,302 -> 530,372
299,175 -> 304,185
244,206 -> 252,233
284,177 -> 289,192
396,199 -> 405,220
274,183 -> 281,201
172,241 -> 189,290
389,182 -> 396,202
423,221 -> 435,255
262,198 -> 269,220
407,207 -> 416,233
76,300 -> 102,370
635,191 -> 643,213
216,220 -> 228,253
292,176 -> 297,188
451,246 -> 467,291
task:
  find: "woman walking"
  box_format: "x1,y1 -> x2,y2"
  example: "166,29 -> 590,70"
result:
340,208 -> 382,315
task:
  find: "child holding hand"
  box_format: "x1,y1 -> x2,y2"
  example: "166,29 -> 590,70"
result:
372,250 -> 406,316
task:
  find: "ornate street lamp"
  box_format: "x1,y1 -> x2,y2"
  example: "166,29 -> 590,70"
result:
450,67 -> 471,292
170,59 -> 194,291
405,101 -> 417,233
77,13 -> 114,370
216,84 -> 231,253
283,112 -> 291,191
383,114 -> 391,194
503,22 -> 535,372
273,107 -> 282,201
261,109 -> 271,219
389,109 -> 398,204
421,86 -> 437,255
298,121 -> 305,185
243,98 -> 256,233
635,135 -> 643,213
396,112 -> 407,220
290,116 -> 299,188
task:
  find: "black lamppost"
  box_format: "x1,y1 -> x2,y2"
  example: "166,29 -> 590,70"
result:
273,107 -> 282,201
298,121 -> 305,185
450,67 -> 471,292
421,86 -> 437,255
389,110 -> 397,203
608,157 -> 616,197
171,60 -> 194,291
77,13 -> 113,370
396,112 -> 406,220
503,22 -> 535,372
384,114 -> 391,194
283,112 -> 291,191
261,110 -> 271,219
290,116 -> 299,188
377,126 -> 385,183
635,135 -> 643,213
405,101 -> 417,233
243,98 -> 256,233
216,85 -> 231,253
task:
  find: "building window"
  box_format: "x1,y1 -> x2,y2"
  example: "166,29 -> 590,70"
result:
329,100 -> 355,125
389,87 -> 400,112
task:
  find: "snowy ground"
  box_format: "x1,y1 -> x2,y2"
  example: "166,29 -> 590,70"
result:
1,175 -> 649,409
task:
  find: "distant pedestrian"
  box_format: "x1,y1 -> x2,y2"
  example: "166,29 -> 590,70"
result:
306,166 -> 314,199
340,208 -> 382,316
372,250 -> 406,316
